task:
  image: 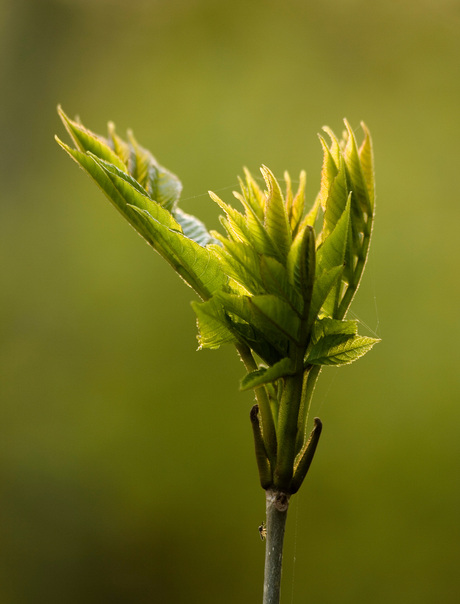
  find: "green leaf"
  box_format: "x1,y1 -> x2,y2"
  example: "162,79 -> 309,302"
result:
210,191 -> 253,243
322,126 -> 341,166
240,358 -> 294,391
216,293 -> 291,356
58,108 -> 127,171
230,322 -> 283,366
107,121 -> 132,165
59,107 -> 183,212
308,265 -> 342,324
174,208 -> 218,247
250,294 -> 301,343
212,239 -> 263,295
55,140 -> 162,245
243,167 -> 266,218
80,156 -> 225,299
192,297 -> 236,349
316,196 -> 351,275
306,331 -> 379,366
130,205 -> 227,299
321,153 -> 349,241
284,171 -> 294,224
335,122 -> 375,318
90,154 -> 154,200
233,189 -> 282,260
211,190 -> 279,258
261,165 -> 292,260
237,170 -> 265,221
343,119 -> 372,215
126,130 -> 182,211
318,135 -> 339,211
59,140 -> 218,300
358,121 -> 375,210
286,225 -> 315,318
89,155 -> 183,232
58,110 -> 225,299
288,170 -> 307,236
312,317 -> 358,339
260,255 -> 303,313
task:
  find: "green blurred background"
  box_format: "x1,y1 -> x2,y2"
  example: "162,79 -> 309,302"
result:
1,0 -> 459,602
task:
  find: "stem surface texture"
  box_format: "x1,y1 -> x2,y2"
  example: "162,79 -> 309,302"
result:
263,489 -> 289,604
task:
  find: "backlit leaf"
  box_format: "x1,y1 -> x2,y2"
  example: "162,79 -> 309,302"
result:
358,122 -> 375,209
308,265 -> 342,324
261,165 -> 292,261
217,293 -> 290,356
192,297 -> 236,349
240,358 -> 294,391
286,225 -> 315,316
174,208 -> 218,247
343,119 -> 372,215
306,333 -> 379,366
290,170 -> 307,236
250,295 -> 301,343
129,205 -> 227,299
260,255 -> 302,312
211,238 -> 263,295
58,107 -> 126,170
316,196 -> 350,275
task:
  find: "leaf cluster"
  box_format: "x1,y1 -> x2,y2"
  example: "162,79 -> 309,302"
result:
56,108 -> 379,493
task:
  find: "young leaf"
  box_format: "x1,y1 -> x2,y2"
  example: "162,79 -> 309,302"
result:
234,189 -> 282,260
212,239 -> 264,295
335,121 -> 375,319
306,333 -> 379,366
242,167 -> 266,219
192,297 -> 237,349
107,121 -> 131,166
261,165 -> 292,261
174,208 -> 218,247
236,176 -> 264,222
343,120 -> 372,215
129,205 -> 227,299
59,107 -> 182,212
322,126 -> 341,166
308,266 -> 342,325
126,130 -> 182,211
290,170 -> 307,237
91,154 -> 155,201
216,293 -> 290,357
250,295 -> 301,344
284,171 -> 294,223
318,136 -> 339,211
311,317 -> 358,339
358,122 -> 375,209
209,191 -> 259,249
286,225 -> 315,318
58,107 -> 126,171
260,255 -> 303,313
321,152 -> 349,241
230,321 -> 283,366
56,137 -> 123,200
240,358 -> 294,391
317,196 -> 350,273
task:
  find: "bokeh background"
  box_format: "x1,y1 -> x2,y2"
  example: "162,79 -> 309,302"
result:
1,0 -> 459,602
